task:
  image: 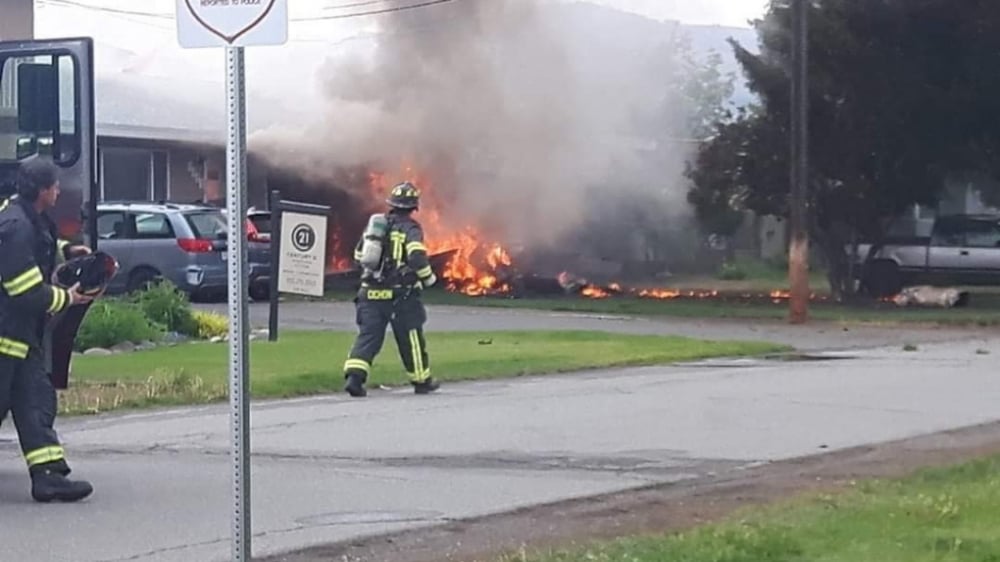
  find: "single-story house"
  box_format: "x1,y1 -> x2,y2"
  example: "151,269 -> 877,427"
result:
93,73 -> 272,207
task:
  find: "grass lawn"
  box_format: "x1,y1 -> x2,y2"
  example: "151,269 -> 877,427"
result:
503,454 -> 1000,562
701,258 -> 831,292
61,330 -> 786,415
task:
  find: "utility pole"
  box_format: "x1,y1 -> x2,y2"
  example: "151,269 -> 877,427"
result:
789,0 -> 810,324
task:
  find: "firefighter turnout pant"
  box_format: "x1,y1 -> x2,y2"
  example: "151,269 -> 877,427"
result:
0,330 -> 58,441
0,347 -> 66,473
344,288 -> 431,384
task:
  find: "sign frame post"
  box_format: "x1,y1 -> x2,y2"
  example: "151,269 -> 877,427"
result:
267,198 -> 331,343
267,189 -> 281,342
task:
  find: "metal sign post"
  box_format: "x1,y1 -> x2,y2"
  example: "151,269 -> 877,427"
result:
175,2 -> 288,560
225,45 -> 252,561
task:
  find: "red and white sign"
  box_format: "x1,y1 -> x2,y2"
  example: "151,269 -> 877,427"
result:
176,0 -> 288,49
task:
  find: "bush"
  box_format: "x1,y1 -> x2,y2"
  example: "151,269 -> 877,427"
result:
192,310 -> 228,339
130,280 -> 197,336
717,261 -> 748,280
76,300 -> 163,351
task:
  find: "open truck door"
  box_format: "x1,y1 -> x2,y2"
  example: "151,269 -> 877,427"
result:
0,37 -> 97,389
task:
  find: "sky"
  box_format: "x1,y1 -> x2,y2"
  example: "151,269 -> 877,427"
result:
34,0 -> 769,78
35,0 -> 768,44
576,0 -> 768,27
31,0 -> 768,126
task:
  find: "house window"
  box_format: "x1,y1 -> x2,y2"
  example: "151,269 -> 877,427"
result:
100,147 -> 169,201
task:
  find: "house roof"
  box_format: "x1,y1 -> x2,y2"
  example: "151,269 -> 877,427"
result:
95,73 -> 225,144
93,69 -> 305,146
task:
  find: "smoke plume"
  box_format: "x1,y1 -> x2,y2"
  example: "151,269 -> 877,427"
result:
251,0 -> 704,261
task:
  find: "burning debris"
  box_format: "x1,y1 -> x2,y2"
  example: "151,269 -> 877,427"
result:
890,286 -> 970,308
263,157 -> 841,305
264,162 -> 844,304
553,280 -> 831,303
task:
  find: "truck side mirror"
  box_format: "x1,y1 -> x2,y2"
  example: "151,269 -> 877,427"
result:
17,63 -> 58,134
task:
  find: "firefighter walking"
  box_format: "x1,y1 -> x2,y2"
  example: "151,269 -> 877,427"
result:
0,157 -> 95,502
343,181 -> 440,397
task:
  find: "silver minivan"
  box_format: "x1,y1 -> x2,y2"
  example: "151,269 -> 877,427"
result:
95,202 -> 269,300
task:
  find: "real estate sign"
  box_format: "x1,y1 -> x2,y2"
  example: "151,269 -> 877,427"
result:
277,211 -> 328,297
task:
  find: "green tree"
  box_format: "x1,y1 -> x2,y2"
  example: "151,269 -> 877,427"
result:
687,0 -> 1000,297
656,33 -> 740,258
674,34 -> 737,141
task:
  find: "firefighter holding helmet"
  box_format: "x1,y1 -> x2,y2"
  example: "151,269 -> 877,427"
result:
0,157 -> 97,502
342,181 -> 440,397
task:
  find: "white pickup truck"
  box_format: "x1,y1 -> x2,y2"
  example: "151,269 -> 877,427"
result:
853,214 -> 1000,297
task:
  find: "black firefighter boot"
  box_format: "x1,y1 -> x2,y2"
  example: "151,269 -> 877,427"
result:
344,372 -> 367,398
47,459 -> 72,476
30,463 -> 93,503
412,377 -> 440,395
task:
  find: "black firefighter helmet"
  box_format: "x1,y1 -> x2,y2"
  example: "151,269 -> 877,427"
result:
386,181 -> 420,210
55,251 -> 120,296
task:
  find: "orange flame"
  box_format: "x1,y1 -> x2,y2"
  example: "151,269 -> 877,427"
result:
637,288 -> 681,299
571,286 -> 832,303
367,167 -> 514,295
631,288 -> 721,299
329,228 -> 352,273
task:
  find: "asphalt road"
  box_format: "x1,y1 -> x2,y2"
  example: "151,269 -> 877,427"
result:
198,300 -> 981,351
1,335 -> 999,561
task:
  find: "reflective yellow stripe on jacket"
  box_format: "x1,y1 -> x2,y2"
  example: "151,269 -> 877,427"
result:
390,232 -> 406,266
48,287 -> 68,313
3,266 -> 43,297
56,239 -> 70,264
0,337 -> 29,359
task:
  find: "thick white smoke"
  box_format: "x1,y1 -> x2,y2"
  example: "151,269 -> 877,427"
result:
250,0 -> 708,259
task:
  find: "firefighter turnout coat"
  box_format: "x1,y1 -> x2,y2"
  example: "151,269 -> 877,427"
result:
352,212 -> 436,291
0,196 -> 73,360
